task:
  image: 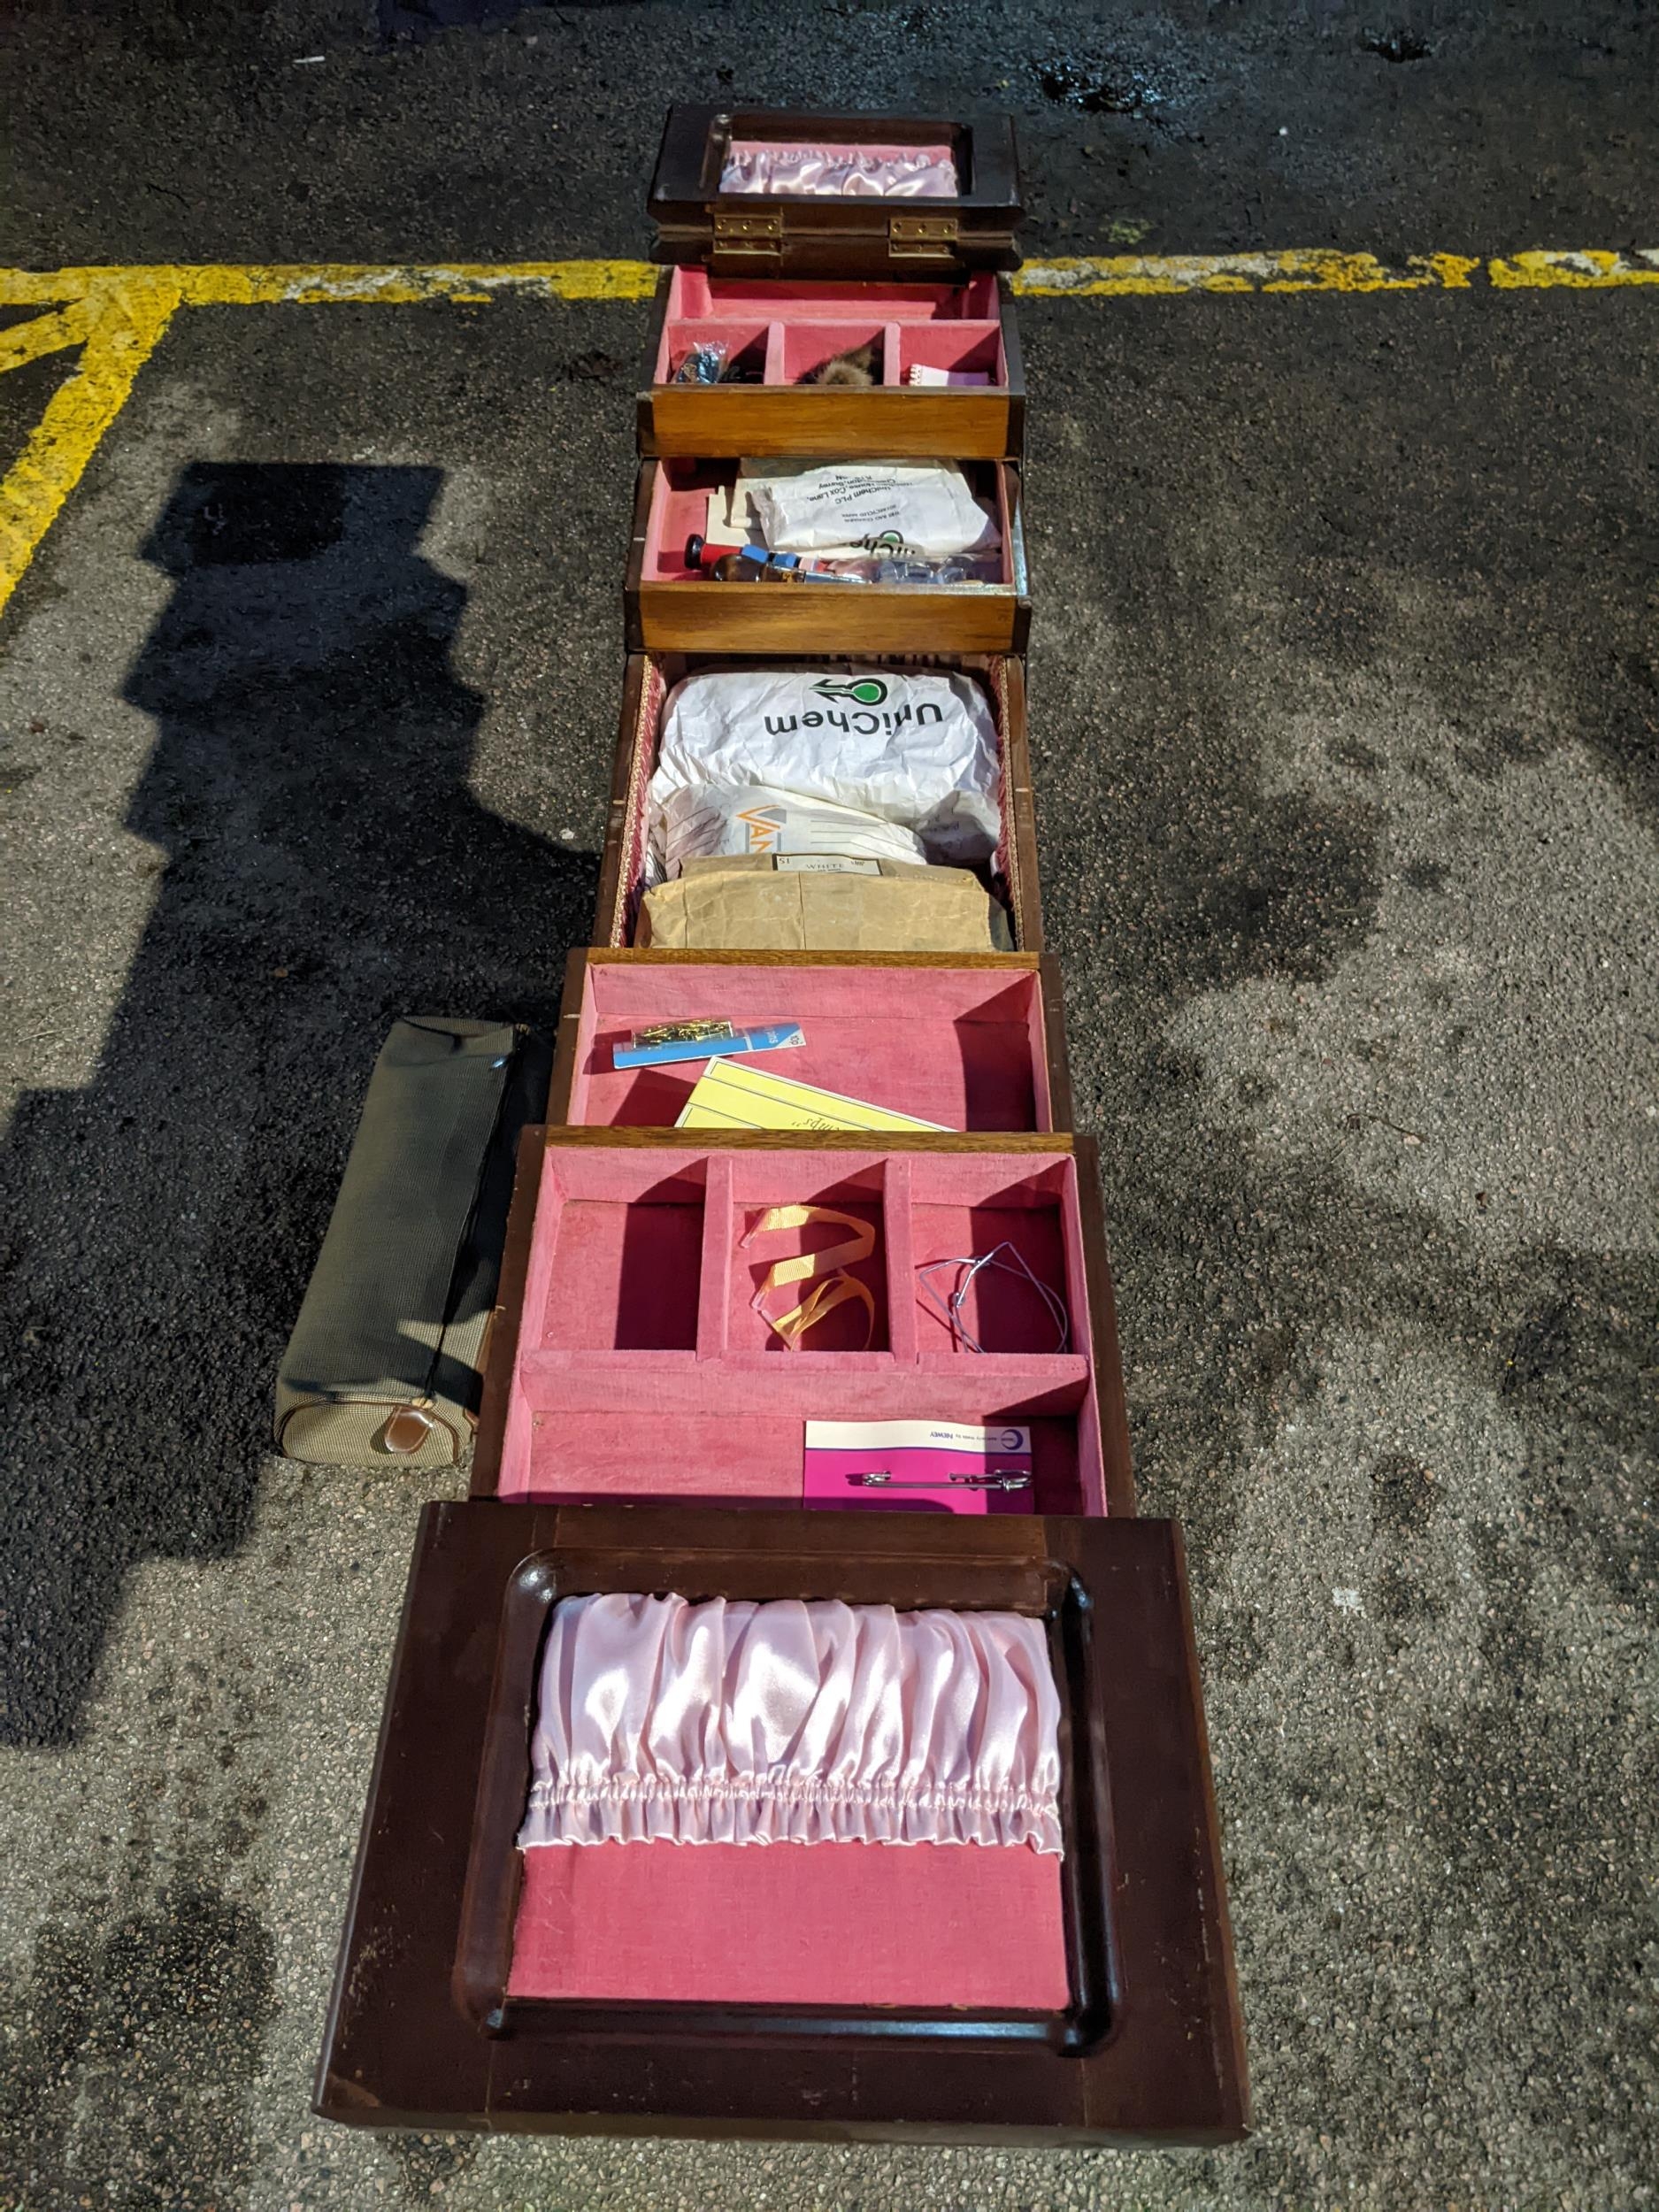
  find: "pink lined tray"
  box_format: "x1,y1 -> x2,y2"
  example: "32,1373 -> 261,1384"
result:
639,457 -> 1016,582
562,959 -> 1056,1132
488,1141 -> 1109,1516
655,268 -> 1008,389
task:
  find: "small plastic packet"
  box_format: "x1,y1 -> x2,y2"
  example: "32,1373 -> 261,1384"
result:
674,341 -> 731,386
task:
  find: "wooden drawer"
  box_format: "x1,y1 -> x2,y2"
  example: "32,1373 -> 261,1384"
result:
470,1125 -> 1133,1519
315,1502 -> 1247,2143
625,460 -> 1031,655
594,652 -> 1044,952
547,949 -> 1075,1134
638,271 -> 1025,459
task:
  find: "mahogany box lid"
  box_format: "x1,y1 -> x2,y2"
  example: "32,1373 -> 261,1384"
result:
647,104 -> 1025,278
315,1500 -> 1248,2143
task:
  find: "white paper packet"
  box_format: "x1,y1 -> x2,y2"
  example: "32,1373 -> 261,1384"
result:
737,459 -> 999,557
657,785 -> 930,873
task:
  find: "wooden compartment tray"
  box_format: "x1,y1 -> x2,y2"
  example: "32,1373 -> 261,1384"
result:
595,652 -> 1042,951
640,269 -> 1025,458
472,1127 -> 1133,1518
547,949 -> 1073,1133
626,459 -> 1030,655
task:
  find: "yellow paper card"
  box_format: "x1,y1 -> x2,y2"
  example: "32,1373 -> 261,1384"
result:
675,1056 -> 946,1133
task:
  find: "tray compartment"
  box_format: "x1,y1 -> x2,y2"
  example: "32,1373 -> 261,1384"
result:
556,954 -> 1060,1133
526,1148 -> 705,1354
627,460 -> 1028,654
476,1133 -> 1126,1517
727,1156 -> 892,1356
595,652 -> 1041,953
637,456 -> 1015,581
898,321 -> 1006,386
775,319 -> 891,386
659,318 -> 772,386
910,1155 -> 1085,1356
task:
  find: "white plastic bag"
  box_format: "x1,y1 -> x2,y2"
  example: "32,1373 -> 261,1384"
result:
657,785 -> 929,873
648,666 -> 1002,875
738,460 -> 998,558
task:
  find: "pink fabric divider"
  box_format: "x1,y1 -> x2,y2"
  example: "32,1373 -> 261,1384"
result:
508,1837 -> 1069,2008
515,1353 -> 1090,1416
608,657 -> 1016,949
568,962 -> 1047,1133
502,1409 -> 1087,1512
664,269 -> 1002,323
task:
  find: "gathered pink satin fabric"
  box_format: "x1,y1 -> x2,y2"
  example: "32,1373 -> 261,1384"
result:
517,1593 -> 1062,1854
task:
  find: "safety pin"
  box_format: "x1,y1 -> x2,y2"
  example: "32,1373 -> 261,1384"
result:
846,1471 -> 1032,1491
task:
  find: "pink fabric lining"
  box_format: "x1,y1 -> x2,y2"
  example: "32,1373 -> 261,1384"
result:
516,1593 -> 1063,1854
507,1839 -> 1070,2008
719,142 -> 958,199
566,962 -> 1048,1133
664,272 -> 1003,322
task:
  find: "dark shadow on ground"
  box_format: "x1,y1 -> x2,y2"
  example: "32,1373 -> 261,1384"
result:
0,462 -> 595,1747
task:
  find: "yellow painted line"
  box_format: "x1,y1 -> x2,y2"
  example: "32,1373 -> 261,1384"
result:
0,302 -> 91,374
1015,248 -> 1657,293
0,260 -> 659,308
1015,250 -> 1477,294
1488,248 -> 1659,288
0,274 -> 180,618
0,248 -> 1655,624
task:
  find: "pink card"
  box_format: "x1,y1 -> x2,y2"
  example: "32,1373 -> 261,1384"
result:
803,1420 -> 1033,1516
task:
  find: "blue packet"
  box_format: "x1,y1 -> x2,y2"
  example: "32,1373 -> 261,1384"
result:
612,1021 -> 805,1071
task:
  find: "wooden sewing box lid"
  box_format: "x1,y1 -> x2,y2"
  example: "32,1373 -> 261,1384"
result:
647,104 -> 1025,279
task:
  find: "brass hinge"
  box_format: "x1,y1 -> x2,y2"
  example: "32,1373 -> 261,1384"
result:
889,213 -> 961,257
711,209 -> 784,261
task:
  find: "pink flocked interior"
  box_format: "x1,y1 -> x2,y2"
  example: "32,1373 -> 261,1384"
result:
654,270 -> 1007,389
641,459 -> 1015,580
493,1144 -> 1104,1514
508,1835 -> 1069,2009
566,963 -> 1051,1133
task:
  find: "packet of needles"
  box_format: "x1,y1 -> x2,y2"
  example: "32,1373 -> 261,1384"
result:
612,1019 -> 805,1070
803,1419 -> 1034,1516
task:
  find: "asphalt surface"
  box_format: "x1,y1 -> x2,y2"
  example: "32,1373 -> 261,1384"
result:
2,4 -> 1657,2207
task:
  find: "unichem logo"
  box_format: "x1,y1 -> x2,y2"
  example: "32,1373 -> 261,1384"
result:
810,677 -> 890,706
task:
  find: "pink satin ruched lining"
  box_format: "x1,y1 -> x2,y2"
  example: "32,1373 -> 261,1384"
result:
517,1593 -> 1063,1855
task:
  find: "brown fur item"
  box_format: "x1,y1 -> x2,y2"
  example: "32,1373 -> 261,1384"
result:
806,341 -> 879,388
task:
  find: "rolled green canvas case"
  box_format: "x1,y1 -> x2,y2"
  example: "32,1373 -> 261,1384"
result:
275,1018 -> 550,1469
